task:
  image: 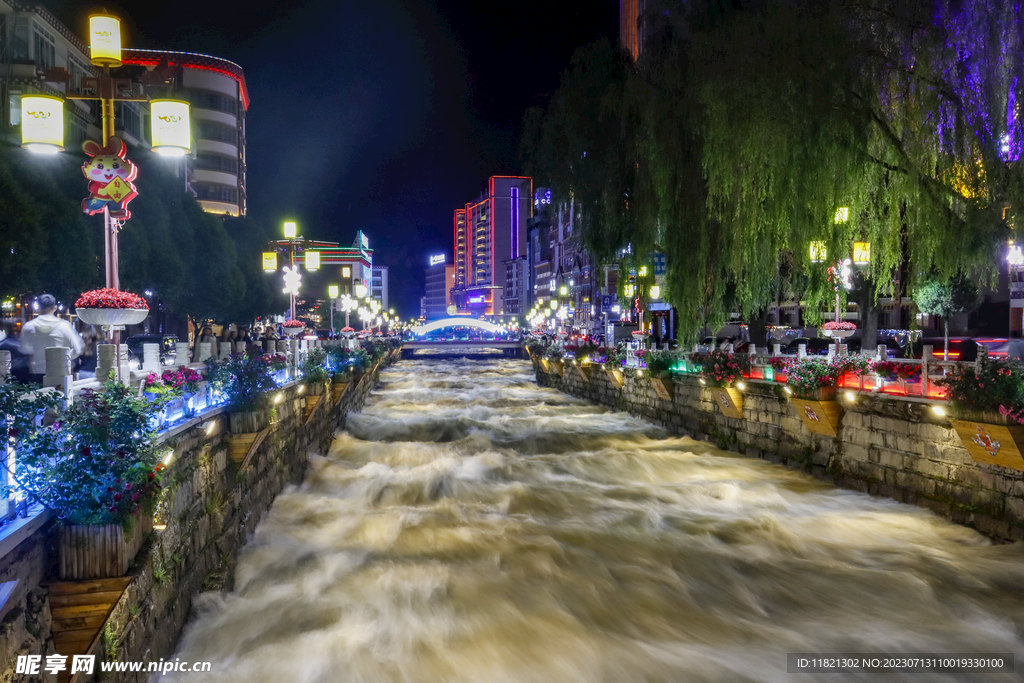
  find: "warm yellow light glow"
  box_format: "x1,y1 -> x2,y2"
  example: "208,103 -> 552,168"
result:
205,421 -> 217,436
283,221 -> 297,238
150,99 -> 191,155
89,14 -> 122,67
328,285 -> 339,299
274,392 -> 284,404
834,207 -> 849,223
809,241 -> 827,263
852,241 -> 871,264
20,95 -> 64,152
931,405 -> 946,416
736,382 -> 746,390
699,378 -> 706,385
625,284 -> 635,297
355,284 -> 368,297
298,384 -> 306,394
639,266 -> 648,276
163,450 -> 175,465
262,252 -> 277,272
342,266 -> 351,278
550,300 -> 558,310
559,285 -> 568,296
783,386 -> 793,395
845,391 -> 856,402
650,285 -> 661,299
305,251 -> 320,271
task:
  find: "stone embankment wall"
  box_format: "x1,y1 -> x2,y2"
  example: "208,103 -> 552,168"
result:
537,363 -> 1024,542
0,355 -> 394,683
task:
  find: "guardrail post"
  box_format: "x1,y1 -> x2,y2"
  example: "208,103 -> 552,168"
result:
798,343 -> 806,358
175,342 -> 191,367
44,347 -> 71,390
142,343 -> 161,374
876,344 -> 886,360
772,343 -> 781,356
219,341 -> 232,360
922,344 -> 933,398
0,350 -> 9,379
97,343 -> 116,382
199,342 -> 213,362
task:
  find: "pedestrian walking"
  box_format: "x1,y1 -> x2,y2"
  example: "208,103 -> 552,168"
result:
21,294 -> 84,384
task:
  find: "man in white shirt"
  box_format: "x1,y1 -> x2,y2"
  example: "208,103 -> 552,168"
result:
21,294 -> 84,384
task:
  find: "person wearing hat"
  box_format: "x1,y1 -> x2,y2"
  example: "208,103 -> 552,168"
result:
21,294 -> 84,384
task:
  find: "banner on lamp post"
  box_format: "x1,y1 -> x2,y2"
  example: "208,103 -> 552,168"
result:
262,252 -> 277,272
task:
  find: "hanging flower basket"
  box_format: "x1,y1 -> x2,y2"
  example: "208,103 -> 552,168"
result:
821,321 -> 856,339
75,288 -> 149,327
282,320 -> 306,338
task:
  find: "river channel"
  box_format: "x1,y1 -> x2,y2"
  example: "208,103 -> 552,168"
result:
162,353 -> 1024,682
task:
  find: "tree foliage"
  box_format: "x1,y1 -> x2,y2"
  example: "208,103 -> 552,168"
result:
522,0 -> 1022,341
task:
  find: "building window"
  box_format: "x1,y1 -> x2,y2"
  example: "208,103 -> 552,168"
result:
197,120 -> 238,145
188,90 -> 238,115
32,23 -> 55,70
194,184 -> 238,204
195,153 -> 239,174
117,103 -> 141,139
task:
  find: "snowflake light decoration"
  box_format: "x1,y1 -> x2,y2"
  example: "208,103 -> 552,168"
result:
282,265 -> 302,296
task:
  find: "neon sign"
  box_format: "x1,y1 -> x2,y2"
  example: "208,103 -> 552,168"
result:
429,254 -> 446,266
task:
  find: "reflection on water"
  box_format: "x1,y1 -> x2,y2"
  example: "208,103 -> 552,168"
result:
163,351 -> 1024,682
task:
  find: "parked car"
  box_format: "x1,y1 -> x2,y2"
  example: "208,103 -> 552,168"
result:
314,328 -> 333,340
903,336 -> 1009,361
124,334 -> 179,370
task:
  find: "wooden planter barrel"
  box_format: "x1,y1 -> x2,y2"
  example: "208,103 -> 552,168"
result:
791,387 -> 841,437
572,363 -> 592,382
712,386 -> 743,418
605,368 -> 624,388
227,409 -> 271,463
650,377 -> 674,400
951,413 -> 1024,471
58,513 -> 152,580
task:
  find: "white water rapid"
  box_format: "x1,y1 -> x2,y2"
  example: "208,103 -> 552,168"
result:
161,353 -> 1024,682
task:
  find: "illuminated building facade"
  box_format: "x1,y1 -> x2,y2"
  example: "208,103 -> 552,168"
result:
371,265 -> 388,310
424,254 -> 456,320
620,0 -> 643,61
452,176 -> 532,318
122,48 -> 249,216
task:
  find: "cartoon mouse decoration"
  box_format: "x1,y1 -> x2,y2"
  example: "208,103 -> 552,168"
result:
80,137 -> 139,220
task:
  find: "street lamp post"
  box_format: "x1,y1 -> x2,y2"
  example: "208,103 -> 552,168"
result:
328,284 -> 339,333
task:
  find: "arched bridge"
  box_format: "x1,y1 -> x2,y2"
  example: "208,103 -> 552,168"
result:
402,318 -> 524,357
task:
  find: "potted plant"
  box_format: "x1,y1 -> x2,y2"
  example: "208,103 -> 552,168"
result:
142,372 -> 180,401
937,359 -> 1024,470
644,350 -> 680,399
5,380 -> 164,579
785,357 -> 847,436
599,344 -> 625,388
74,288 -> 150,329
565,342 -> 596,381
206,354 -> 278,463
543,345 -> 564,376
161,366 -> 202,398
764,356 -> 791,382
694,350 -> 747,418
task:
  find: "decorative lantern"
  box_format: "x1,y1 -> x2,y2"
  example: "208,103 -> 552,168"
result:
305,251 -> 320,271
262,252 -> 277,272
809,241 -> 827,263
283,221 -> 297,239
852,242 -> 871,264
20,95 -> 64,153
88,15 -> 122,67
149,100 -> 191,156
834,207 -> 849,223
328,285 -> 340,299
650,285 -> 661,299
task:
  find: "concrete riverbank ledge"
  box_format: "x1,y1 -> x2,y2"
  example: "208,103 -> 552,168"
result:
534,363 -> 1024,542
0,352 -> 398,682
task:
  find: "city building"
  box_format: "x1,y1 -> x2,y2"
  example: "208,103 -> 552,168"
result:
0,3 -> 249,217
295,230 -> 373,297
620,0 -> 644,61
424,253 -> 456,320
122,48 -> 249,216
371,265 -> 388,310
452,175 -> 532,318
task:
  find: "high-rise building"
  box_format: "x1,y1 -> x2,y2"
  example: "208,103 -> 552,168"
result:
122,48 -> 249,216
371,265 -> 388,311
452,175 -> 532,318
424,254 -> 456,320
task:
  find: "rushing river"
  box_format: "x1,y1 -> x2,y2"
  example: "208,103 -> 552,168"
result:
164,353 -> 1024,682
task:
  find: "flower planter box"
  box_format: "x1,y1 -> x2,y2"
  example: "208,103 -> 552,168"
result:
227,409 -> 271,464
605,368 -> 624,388
331,379 -> 349,403
951,413 -> 1024,472
712,386 -> 744,419
791,387 -> 841,437
571,363 -> 592,382
550,360 -> 564,377
306,381 -> 327,397
58,513 -> 152,580
303,394 -> 322,422
650,377 -> 674,400
539,358 -> 551,374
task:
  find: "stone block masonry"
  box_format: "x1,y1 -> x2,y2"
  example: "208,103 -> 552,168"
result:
536,364 -> 1024,542
0,352 -> 397,683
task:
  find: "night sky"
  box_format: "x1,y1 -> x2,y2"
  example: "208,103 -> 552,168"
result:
46,1 -> 620,318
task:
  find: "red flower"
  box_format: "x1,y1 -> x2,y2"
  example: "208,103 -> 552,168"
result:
113,494 -> 122,502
